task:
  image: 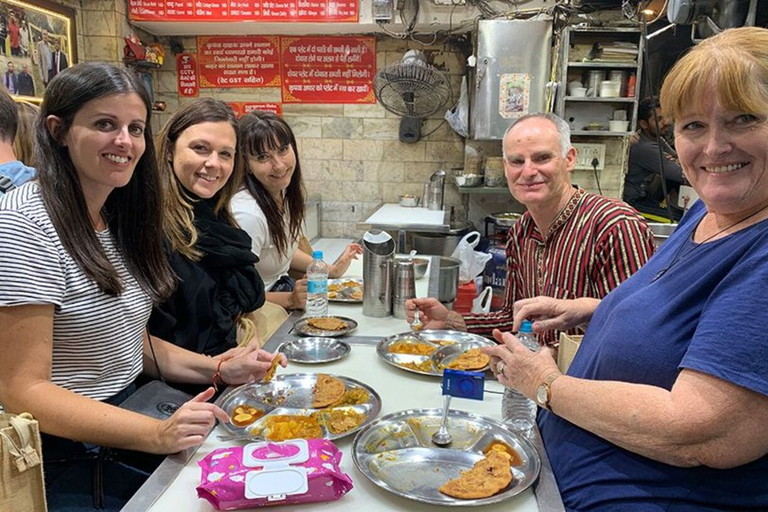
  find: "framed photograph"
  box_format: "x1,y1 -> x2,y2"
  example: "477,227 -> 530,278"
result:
1,0 -> 77,102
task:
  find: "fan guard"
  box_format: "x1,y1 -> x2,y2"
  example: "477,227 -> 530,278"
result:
373,62 -> 451,118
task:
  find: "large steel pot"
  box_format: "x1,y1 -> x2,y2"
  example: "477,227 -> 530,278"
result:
411,221 -> 473,256
436,256 -> 461,304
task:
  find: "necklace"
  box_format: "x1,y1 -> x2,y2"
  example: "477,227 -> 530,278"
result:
652,203 -> 768,282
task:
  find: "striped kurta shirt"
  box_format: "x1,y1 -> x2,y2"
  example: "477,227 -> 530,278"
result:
464,188 -> 656,345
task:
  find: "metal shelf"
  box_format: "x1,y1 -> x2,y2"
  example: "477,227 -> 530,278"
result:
567,61 -> 638,68
457,186 -> 509,194
565,97 -> 635,102
571,130 -> 631,137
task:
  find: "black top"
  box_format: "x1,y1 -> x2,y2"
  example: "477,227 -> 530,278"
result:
149,196 -> 265,356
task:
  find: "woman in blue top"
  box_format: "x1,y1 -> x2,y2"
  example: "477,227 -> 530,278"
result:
484,27 -> 768,511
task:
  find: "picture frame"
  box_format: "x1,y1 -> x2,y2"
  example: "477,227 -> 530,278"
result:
0,0 -> 77,102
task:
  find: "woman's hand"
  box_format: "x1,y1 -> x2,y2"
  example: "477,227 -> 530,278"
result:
220,349 -> 286,385
155,387 -> 229,453
483,329 -> 559,399
405,297 -> 451,330
513,296 -> 600,334
329,243 -> 363,278
289,277 -> 308,310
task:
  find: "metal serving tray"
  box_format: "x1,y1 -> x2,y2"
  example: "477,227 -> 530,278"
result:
353,408 -> 540,506
293,316 -> 358,337
217,373 -> 381,441
377,330 -> 496,377
328,278 -> 363,303
278,337 -> 351,364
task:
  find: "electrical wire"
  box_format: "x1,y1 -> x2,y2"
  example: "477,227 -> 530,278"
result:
421,119 -> 448,138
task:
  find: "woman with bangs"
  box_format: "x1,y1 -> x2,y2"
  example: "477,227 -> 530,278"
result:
148,98 -> 269,357
482,27 -> 768,510
231,111 -> 361,311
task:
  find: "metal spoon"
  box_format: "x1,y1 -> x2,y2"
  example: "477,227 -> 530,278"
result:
431,395 -> 453,446
411,305 -> 424,332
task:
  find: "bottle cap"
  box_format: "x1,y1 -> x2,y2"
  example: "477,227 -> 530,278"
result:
312,250 -> 323,259
519,320 -> 533,333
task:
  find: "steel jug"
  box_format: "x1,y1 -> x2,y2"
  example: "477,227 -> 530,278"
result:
426,169 -> 446,211
362,230 -> 395,317
392,260 -> 416,319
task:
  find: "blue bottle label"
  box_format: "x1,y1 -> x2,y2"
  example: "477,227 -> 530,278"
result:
307,280 -> 327,294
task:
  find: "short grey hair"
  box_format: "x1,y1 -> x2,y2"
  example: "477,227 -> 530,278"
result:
502,113 -> 572,158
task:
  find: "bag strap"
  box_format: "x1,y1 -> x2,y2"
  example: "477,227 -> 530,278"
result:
146,327 -> 166,382
0,412 -> 41,472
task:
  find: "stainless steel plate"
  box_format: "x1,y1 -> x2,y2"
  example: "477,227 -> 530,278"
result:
217,373 -> 381,441
377,330 -> 496,377
294,316 -> 358,337
353,408 -> 540,506
279,337 -> 351,364
328,278 -> 363,303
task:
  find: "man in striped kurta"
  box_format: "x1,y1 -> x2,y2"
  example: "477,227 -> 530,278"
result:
408,113 -> 655,345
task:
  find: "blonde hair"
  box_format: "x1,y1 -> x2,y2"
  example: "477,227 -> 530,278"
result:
660,27 -> 768,121
13,101 -> 39,167
155,99 -> 243,261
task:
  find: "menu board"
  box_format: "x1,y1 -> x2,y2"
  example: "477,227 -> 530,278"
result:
198,36 -> 281,88
281,36 -> 376,104
129,0 -> 358,22
177,53 -> 199,97
227,102 -> 283,117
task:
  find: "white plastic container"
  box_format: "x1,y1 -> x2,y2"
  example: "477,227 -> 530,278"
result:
599,80 -> 622,98
608,120 -> 630,132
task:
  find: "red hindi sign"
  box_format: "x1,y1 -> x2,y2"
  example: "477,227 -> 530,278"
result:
176,53 -> 199,97
129,0 -> 358,22
281,36 -> 376,104
198,36 -> 281,89
227,102 -> 283,118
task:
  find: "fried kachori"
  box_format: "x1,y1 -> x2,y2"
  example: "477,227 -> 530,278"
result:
307,317 -> 349,331
447,348 -> 490,371
438,450 -> 513,499
262,354 -> 282,383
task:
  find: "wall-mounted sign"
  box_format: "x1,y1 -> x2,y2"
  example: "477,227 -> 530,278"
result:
176,53 -> 199,97
197,36 -> 280,88
280,36 -> 376,104
129,0 -> 358,22
227,102 -> 283,117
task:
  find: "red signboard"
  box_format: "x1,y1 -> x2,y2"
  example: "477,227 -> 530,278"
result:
280,36 -> 376,104
197,36 -> 281,89
227,102 -> 283,118
176,53 -> 199,97
129,0 -> 358,22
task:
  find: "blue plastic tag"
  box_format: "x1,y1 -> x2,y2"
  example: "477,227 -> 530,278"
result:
441,369 -> 485,401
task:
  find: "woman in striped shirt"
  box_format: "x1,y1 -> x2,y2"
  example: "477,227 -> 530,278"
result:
0,63 -> 283,510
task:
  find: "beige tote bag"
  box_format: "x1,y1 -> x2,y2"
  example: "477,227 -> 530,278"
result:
0,412 -> 47,512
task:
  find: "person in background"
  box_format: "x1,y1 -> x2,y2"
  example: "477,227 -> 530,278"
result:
0,88 -> 35,197
149,98 -> 266,356
624,96 -> 686,220
0,63 -> 282,510
18,18 -> 28,57
0,11 -> 7,56
48,39 -> 68,81
35,29 -> 51,86
231,111 -> 361,311
7,11 -> 19,57
407,113 -> 655,346
3,60 -> 17,94
485,27 -> 768,510
12,99 -> 38,167
16,62 -> 34,96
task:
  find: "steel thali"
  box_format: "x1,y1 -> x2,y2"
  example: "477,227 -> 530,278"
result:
217,373 -> 381,441
377,330 -> 496,377
353,408 -> 540,506
293,316 -> 358,337
328,277 -> 363,303
278,337 -> 351,364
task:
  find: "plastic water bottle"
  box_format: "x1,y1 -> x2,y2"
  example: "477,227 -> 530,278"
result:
306,250 -> 329,317
502,320 -> 539,438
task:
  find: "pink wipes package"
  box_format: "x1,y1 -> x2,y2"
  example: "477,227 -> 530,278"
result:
197,439 -> 353,510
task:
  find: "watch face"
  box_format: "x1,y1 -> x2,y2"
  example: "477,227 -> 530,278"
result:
536,385 -> 548,406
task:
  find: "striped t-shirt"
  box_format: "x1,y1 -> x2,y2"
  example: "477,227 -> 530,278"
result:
0,182 -> 151,400
464,188 -> 656,345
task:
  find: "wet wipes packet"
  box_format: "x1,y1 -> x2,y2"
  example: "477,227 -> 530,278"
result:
197,439 -> 353,510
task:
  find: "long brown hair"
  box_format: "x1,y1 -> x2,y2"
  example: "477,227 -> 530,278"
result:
35,63 -> 174,300
156,98 -> 242,260
237,111 -> 305,258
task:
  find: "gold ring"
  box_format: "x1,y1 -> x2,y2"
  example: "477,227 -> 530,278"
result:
496,361 -> 506,375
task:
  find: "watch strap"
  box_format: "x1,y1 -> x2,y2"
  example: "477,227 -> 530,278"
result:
539,372 -> 561,410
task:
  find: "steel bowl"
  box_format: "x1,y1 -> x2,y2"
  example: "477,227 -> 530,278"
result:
455,174 -> 483,187
399,195 -> 420,207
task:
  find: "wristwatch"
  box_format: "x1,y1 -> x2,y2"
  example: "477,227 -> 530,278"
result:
536,372 -> 561,410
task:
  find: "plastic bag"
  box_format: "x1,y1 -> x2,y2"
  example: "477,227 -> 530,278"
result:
471,286 -> 493,314
450,232 -> 492,284
445,75 -> 469,138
